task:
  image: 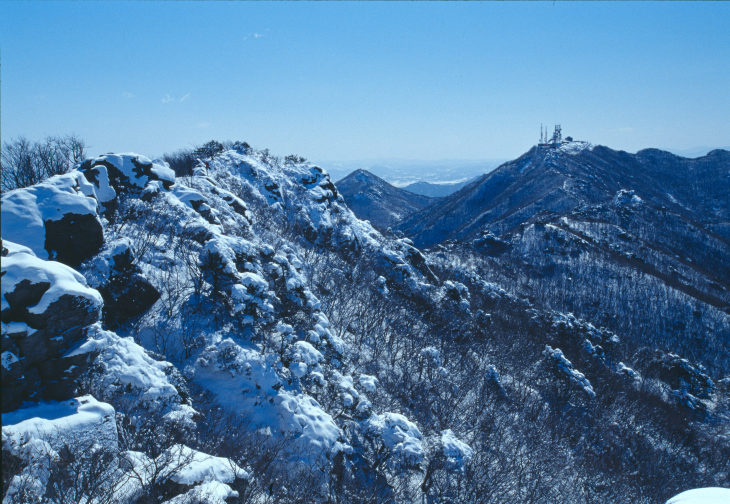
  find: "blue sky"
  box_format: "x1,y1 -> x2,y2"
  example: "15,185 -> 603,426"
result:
1,1 -> 728,162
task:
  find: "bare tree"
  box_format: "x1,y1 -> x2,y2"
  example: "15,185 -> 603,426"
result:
1,134 -> 86,192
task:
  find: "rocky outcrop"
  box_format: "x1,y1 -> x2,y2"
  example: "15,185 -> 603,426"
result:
1,241 -> 103,412
95,241 -> 160,326
44,212 -> 105,266
0,171 -> 104,266
639,348 -> 715,410
79,153 -> 176,194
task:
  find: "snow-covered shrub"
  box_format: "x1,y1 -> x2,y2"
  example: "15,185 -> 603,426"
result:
365,412 -> 424,469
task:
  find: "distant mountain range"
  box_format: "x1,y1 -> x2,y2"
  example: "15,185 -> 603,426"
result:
336,169 -> 436,230
322,158 -> 505,187
664,145 -> 730,159
401,179 -> 474,198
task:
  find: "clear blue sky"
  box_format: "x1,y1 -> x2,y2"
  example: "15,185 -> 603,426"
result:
2,1 -> 728,162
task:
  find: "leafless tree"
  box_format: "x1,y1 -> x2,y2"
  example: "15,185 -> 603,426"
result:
1,134 -> 86,192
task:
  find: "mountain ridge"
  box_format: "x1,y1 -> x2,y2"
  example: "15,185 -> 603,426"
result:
336,168 -> 437,231
397,143 -> 730,248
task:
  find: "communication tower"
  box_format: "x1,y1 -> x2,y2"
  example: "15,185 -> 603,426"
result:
552,124 -> 562,144
539,124 -> 565,146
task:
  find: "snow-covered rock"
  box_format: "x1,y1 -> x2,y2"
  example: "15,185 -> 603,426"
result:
2,241 -> 103,410
79,238 -> 160,325
543,345 -> 596,398
163,481 -> 239,504
1,172 -> 103,265
78,153 -> 175,200
68,324 -> 181,406
666,488 -> 730,504
166,444 -> 250,485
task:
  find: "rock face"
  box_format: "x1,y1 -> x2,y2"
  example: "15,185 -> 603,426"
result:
0,171 -> 104,267
44,212 -> 105,266
1,241 -> 104,412
85,240 -> 160,326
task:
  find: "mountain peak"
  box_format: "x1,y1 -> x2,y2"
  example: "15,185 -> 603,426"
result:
397,142 -> 730,248
337,169 -> 436,231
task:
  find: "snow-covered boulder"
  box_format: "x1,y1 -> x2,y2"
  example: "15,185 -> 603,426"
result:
163,481 -> 239,504
166,444 -> 250,486
78,153 -> 175,199
666,488 -> 730,504
1,241 -> 103,411
0,171 -> 103,266
68,324 -> 181,407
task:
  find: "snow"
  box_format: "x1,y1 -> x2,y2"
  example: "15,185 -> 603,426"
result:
275,392 -> 341,452
0,172 -> 100,260
101,153 -> 174,189
66,324 -> 179,403
163,481 -> 239,504
366,412 -> 424,465
2,351 -> 20,370
334,372 -> 360,403
440,429 -> 474,469
78,238 -> 134,288
2,436 -> 58,501
193,335 -> 341,457
558,141 -> 593,155
666,488 -> 730,504
1,320 -> 38,337
149,161 -> 176,185
2,396 -> 117,451
173,184 -> 207,208
544,345 -> 596,398
2,146 -> 442,482
240,271 -> 270,292
421,346 -> 442,367
359,374 -> 379,393
288,341 -> 324,379
118,446 -> 246,504
1,243 -> 103,315
2,240 -> 35,257
86,164 -> 117,202
615,189 -> 643,206
618,362 -> 642,381
166,444 -> 249,485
